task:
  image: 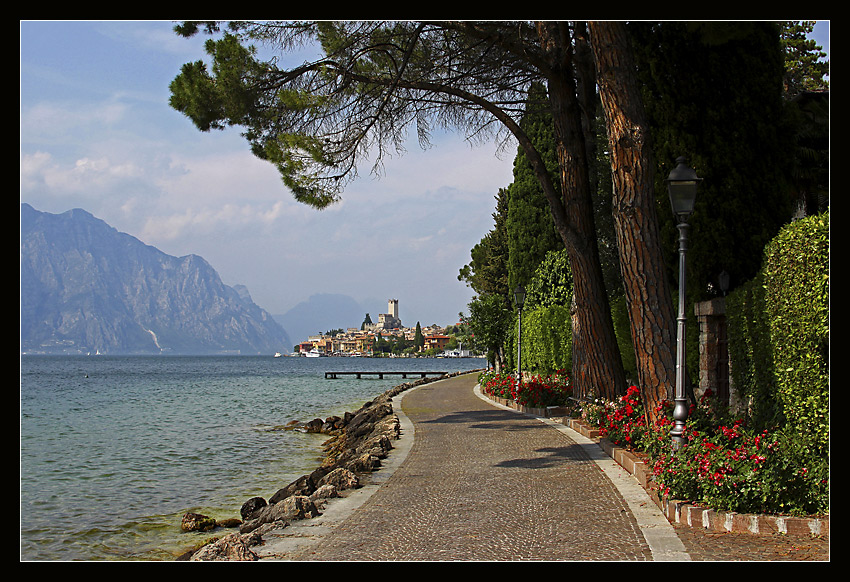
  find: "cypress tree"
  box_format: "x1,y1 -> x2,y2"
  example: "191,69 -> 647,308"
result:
505,83 -> 563,293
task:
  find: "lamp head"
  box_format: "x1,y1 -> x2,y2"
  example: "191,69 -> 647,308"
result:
666,156 -> 701,222
513,286 -> 526,309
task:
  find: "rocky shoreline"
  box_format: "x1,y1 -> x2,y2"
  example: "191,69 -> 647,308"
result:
177,370 -> 481,561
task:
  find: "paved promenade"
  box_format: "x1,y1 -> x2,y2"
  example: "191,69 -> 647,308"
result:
255,373 -> 828,562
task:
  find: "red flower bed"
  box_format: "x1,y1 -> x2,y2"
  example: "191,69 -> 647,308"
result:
479,369 -> 572,408
581,387 -> 828,517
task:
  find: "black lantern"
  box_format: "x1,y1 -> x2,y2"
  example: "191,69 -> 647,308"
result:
514,286 -> 526,383
665,157 -> 701,448
513,286 -> 526,310
666,157 -> 701,223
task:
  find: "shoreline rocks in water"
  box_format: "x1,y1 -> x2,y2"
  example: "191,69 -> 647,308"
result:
178,370 -> 481,561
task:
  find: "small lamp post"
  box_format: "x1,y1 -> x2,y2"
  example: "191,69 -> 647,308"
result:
514,285 -> 526,384
718,270 -> 730,297
666,157 -> 701,449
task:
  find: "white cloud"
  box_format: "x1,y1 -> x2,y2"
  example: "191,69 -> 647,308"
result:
21,150 -> 145,199
21,100 -> 129,140
138,200 -> 291,242
20,151 -> 52,190
20,20 -> 518,324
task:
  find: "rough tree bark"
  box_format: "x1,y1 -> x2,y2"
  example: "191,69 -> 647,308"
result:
535,22 -> 627,400
588,21 -> 678,420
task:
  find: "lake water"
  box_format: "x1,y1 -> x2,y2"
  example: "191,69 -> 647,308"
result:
20,355 -> 484,561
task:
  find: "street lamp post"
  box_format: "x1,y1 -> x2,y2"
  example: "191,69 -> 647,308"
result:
514,286 -> 526,384
666,157 -> 701,449
718,270 -> 730,297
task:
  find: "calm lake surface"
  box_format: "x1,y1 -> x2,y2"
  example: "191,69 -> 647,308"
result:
20,355 -> 484,561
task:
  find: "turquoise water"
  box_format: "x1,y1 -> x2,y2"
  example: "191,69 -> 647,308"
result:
20,355 -> 483,561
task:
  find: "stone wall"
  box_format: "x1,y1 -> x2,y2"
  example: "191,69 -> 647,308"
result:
694,297 -> 746,414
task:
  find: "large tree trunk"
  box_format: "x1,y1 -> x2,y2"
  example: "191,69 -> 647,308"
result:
588,21 -> 677,420
535,22 -> 627,400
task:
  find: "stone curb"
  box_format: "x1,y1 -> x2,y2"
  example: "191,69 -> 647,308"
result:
484,392 -> 828,539
487,395 -> 571,418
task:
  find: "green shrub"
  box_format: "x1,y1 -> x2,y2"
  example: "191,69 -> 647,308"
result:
726,272 -> 781,429
726,211 -> 828,448
762,211 -> 829,454
610,295 -> 638,382
505,299 -> 637,380
521,304 -> 572,374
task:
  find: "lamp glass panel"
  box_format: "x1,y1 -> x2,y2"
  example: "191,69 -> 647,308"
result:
668,182 -> 697,215
514,287 -> 526,307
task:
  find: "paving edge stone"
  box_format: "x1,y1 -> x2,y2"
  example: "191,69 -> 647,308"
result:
562,418 -> 829,539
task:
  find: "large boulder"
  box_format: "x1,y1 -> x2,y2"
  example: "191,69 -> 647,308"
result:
345,401 -> 394,440
239,495 -> 320,534
302,418 -> 325,433
190,532 -> 260,561
268,475 -> 313,504
318,467 -> 360,490
309,484 -> 340,509
240,496 -> 267,520
181,512 -> 217,532
268,465 -> 331,504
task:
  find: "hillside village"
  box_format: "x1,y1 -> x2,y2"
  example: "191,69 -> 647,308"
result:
294,299 -> 470,358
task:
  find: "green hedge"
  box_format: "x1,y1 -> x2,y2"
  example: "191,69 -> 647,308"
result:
726,272 -> 779,428
764,211 -> 830,451
505,298 -> 637,379
506,304 -> 572,375
726,211 -> 829,450
610,295 -> 638,382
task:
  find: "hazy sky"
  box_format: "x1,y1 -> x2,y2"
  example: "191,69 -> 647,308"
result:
20,21 -> 829,327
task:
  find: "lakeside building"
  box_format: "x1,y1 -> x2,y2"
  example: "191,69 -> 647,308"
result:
295,329 -> 454,357
294,300 -> 455,357
424,334 -> 451,353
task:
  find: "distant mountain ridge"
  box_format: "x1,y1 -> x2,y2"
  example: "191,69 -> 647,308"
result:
20,203 -> 290,355
275,293 -> 366,347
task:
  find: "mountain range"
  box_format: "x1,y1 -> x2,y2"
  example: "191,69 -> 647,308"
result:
20,203 -> 291,355
275,293 -> 368,347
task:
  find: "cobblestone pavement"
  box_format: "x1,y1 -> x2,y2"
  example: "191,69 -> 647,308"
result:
259,373 -> 829,562
272,374 -> 673,561
671,522 -> 829,561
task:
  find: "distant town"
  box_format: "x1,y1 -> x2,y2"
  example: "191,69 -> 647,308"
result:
289,299 -> 476,358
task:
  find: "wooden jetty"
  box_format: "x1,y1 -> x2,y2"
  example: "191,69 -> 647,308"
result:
324,371 -> 448,379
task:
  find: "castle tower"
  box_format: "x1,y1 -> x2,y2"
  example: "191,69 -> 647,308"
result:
388,299 -> 399,319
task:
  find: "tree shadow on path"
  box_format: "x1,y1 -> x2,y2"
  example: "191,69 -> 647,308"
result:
415,407 -> 594,469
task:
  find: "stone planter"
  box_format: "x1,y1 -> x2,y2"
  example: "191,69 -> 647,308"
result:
566,418 -> 600,439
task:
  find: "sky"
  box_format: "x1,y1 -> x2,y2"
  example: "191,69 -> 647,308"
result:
20,20 -> 830,329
